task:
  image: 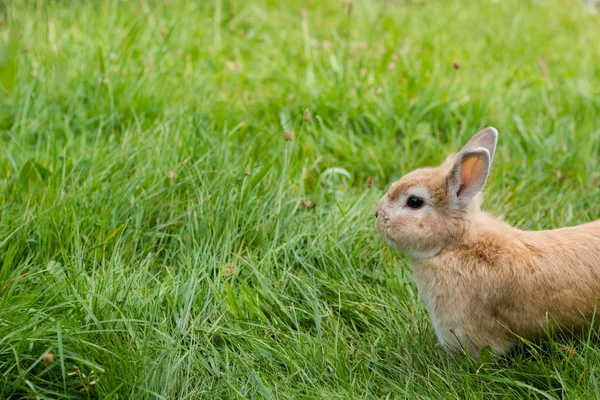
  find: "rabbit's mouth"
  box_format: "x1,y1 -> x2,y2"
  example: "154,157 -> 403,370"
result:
376,213 -> 399,248
384,236 -> 400,249
382,231 -> 406,251
375,212 -> 389,237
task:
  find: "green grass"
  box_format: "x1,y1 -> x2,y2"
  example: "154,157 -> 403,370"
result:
1,0 -> 599,398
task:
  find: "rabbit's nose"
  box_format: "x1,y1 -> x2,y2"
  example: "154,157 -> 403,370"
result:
374,211 -> 379,218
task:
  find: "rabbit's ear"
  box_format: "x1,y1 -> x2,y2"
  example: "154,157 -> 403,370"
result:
447,149 -> 491,210
459,127 -> 498,162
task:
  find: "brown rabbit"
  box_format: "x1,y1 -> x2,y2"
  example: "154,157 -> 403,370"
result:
375,127 -> 600,358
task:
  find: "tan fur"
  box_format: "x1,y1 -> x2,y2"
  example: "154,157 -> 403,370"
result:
375,127 -> 600,358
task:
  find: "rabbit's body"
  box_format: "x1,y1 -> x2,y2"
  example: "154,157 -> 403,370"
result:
414,215 -> 600,357
375,127 -> 600,358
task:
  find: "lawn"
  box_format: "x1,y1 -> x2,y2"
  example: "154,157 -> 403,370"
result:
1,0 -> 599,398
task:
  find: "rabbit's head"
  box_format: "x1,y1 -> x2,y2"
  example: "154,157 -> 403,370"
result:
375,127 -> 498,259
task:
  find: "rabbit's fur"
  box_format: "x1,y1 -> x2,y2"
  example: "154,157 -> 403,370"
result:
375,127 -> 600,358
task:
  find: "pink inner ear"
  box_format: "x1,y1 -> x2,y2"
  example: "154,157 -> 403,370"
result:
457,155 -> 485,197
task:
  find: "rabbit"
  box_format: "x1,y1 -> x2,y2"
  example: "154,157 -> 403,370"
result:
375,127 -> 600,358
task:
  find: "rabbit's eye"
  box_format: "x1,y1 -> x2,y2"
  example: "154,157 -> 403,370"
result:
406,196 -> 424,209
